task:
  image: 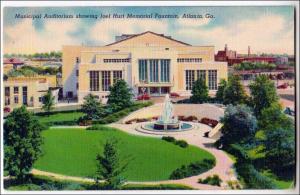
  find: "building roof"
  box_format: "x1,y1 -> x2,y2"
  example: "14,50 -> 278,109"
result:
3,58 -> 24,65
106,31 -> 191,46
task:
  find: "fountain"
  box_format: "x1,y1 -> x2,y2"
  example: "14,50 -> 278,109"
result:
141,94 -> 193,132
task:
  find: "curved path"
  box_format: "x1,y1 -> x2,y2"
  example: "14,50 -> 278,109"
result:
31,122 -> 237,190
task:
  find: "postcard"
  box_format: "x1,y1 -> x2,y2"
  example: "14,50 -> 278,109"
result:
1,1 -> 299,194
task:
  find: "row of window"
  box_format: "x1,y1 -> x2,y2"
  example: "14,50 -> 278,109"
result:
185,70 -> 218,90
103,58 -> 131,63
138,59 -> 170,83
177,58 -> 202,63
90,70 -> 123,91
4,86 -> 28,106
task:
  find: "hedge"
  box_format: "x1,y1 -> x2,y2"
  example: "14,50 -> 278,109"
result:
93,101 -> 153,124
226,144 -> 276,189
169,159 -> 216,179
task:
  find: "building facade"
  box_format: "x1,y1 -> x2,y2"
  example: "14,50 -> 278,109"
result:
62,31 -> 227,103
3,75 -> 59,110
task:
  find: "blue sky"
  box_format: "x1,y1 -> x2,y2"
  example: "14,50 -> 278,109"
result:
3,6 -> 295,54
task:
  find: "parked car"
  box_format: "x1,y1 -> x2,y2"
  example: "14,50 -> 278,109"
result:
170,92 -> 180,98
137,94 -> 150,100
4,107 -> 11,113
277,83 -> 288,89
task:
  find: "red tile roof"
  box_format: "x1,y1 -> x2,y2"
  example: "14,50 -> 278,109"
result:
3,58 -> 24,65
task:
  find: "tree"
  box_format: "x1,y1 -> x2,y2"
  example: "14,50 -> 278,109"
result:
82,94 -> 105,120
223,75 -> 247,105
107,79 -> 133,112
4,106 -> 43,181
249,75 -> 279,116
42,90 -> 55,115
264,128 -> 295,176
220,104 -> 257,147
190,78 -> 209,103
215,79 -> 227,103
95,139 -> 128,189
258,103 -> 293,132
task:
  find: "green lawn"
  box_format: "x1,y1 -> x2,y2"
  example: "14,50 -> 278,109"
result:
34,128 -> 215,181
36,111 -> 84,124
262,170 -> 294,189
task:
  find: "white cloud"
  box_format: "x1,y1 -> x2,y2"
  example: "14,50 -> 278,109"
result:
89,19 -> 169,44
4,19 -> 80,54
176,14 -> 294,54
177,17 -> 211,27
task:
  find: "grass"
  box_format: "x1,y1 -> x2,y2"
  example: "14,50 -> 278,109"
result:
261,170 -> 294,189
34,127 -> 215,182
247,144 -> 265,159
5,175 -> 193,190
36,111 -> 84,124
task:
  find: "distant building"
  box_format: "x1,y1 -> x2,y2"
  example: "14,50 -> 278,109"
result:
215,45 -> 277,65
3,58 -> 24,74
3,75 -> 59,110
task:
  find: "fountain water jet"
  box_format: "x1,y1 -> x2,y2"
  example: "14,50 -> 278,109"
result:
140,94 -> 193,132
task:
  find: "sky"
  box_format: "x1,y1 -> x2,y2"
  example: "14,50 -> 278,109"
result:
3,6 -> 295,55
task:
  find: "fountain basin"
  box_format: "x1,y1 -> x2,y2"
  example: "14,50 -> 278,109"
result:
142,122 -> 193,132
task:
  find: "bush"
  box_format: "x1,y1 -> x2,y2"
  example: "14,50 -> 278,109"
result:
162,136 -> 176,142
200,117 -> 219,127
198,174 -> 222,186
86,125 -> 116,131
175,140 -> 188,148
169,159 -> 216,179
122,184 -> 193,190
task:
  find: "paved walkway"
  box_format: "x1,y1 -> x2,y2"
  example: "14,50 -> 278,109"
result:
31,122 -> 237,190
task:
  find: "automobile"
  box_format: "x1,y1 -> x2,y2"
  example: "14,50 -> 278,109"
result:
170,92 -> 180,98
137,94 -> 150,100
277,83 -> 288,89
4,107 -> 11,113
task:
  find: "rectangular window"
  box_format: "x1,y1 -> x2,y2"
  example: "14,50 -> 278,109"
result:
185,70 -> 195,90
89,71 -> 99,91
102,71 -> 111,91
5,87 -> 10,105
14,96 -> 19,104
160,59 -> 170,82
22,86 -> 28,105
76,57 -> 80,63
76,82 -> 79,89
149,59 -> 159,82
76,70 -> 79,77
197,70 -> 206,83
138,59 -> 148,82
208,70 -> 218,90
113,71 -> 122,84
14,87 -> 19,94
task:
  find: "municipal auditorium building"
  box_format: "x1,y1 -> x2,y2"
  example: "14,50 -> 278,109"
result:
62,31 -> 228,103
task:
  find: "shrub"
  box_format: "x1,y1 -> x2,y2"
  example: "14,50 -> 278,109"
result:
162,136 -> 176,143
200,118 -> 219,127
86,125 -> 116,131
175,140 -> 188,148
198,174 -> 222,186
169,159 -> 215,179
77,116 -> 93,126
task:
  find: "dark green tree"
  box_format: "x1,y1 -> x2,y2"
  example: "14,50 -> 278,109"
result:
4,106 -> 43,181
249,75 -> 279,116
82,94 -> 105,120
42,90 -> 55,115
258,103 -> 293,132
107,79 -> 133,112
215,79 -> 227,103
190,78 -> 209,103
264,128 -> 295,177
220,104 -> 257,147
95,139 -> 128,190
223,75 -> 247,105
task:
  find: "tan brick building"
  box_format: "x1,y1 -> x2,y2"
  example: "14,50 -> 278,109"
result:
62,31 -> 228,103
